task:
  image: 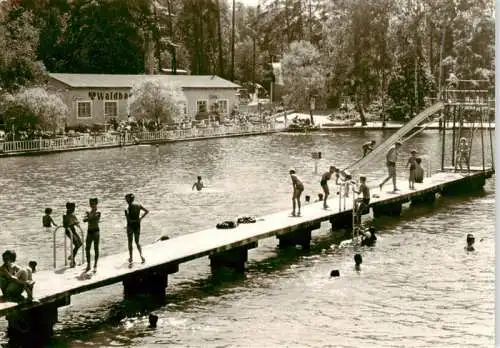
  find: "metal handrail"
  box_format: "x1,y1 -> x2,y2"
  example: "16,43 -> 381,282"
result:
53,224 -> 85,269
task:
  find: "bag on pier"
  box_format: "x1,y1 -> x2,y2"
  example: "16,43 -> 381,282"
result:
237,216 -> 256,224
216,220 -> 237,229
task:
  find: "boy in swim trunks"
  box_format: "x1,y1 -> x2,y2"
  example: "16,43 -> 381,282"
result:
42,208 -> 58,233
379,141 -> 402,192
289,169 -> 304,217
353,176 -> 370,225
63,202 -> 82,267
320,166 -> 336,209
125,194 -> 149,263
83,198 -> 101,272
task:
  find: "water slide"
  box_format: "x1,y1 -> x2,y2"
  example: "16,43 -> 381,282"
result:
346,102 -> 445,175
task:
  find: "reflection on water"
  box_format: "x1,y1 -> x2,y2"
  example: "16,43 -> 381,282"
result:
0,130 -> 494,347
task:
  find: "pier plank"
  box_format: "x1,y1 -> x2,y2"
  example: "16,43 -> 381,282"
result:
0,169 -> 492,316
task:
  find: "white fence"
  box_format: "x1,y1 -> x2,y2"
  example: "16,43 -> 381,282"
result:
0,123 -> 282,155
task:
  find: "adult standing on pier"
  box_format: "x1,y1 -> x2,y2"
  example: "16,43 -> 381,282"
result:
379,142 -> 402,192
289,169 -> 304,217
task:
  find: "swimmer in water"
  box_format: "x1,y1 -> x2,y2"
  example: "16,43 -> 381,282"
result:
354,253 -> 362,271
465,233 -> 475,252
192,176 -> 205,191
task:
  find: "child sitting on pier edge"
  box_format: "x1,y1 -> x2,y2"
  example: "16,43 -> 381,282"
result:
0,250 -> 35,301
320,165 -> 336,209
289,169 -> 304,217
63,202 -> 82,268
315,193 -> 324,202
125,193 -> 149,264
406,150 -> 418,190
83,198 -> 101,272
353,176 -> 370,225
42,207 -> 58,233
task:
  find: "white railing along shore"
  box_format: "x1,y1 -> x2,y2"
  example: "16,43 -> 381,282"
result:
0,123 -> 282,155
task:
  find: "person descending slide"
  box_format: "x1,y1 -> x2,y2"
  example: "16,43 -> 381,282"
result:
125,194 -> 149,264
289,169 -> 304,217
362,140 -> 376,157
379,142 -> 402,192
320,166 -> 336,209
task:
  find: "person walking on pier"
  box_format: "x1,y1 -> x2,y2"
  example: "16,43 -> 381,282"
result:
83,198 -> 101,272
125,194 -> 149,264
379,142 -> 402,192
362,140 -> 376,157
406,150 -> 418,190
289,169 -> 304,217
320,166 -> 336,209
63,202 -> 82,268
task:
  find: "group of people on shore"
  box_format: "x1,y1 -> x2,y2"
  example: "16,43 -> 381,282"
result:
1,193 -> 149,302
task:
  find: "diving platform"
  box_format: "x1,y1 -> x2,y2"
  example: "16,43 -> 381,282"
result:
0,166 -> 493,345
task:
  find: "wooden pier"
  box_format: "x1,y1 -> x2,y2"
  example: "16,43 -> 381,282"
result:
0,167 -> 493,344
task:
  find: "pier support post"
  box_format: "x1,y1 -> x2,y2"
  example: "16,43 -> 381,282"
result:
329,212 -> 353,230
440,175 -> 486,196
122,263 -> 179,298
6,296 -> 70,347
276,222 -> 320,250
209,242 -> 258,274
372,202 -> 403,218
411,192 -> 436,206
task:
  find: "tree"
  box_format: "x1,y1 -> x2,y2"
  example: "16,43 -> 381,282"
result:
129,80 -> 187,127
1,87 -> 68,138
0,8 -> 46,92
281,40 -> 326,124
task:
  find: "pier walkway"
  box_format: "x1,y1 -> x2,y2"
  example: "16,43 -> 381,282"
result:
0,166 -> 493,344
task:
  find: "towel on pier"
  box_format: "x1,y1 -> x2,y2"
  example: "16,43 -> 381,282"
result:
216,221 -> 237,229
237,216 -> 256,224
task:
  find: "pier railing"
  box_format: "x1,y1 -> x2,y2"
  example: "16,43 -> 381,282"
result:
0,123 -> 282,155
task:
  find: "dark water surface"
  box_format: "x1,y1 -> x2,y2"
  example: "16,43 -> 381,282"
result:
0,130 -> 495,347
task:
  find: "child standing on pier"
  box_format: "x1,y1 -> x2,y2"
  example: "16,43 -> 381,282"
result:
414,157 -> 424,183
63,202 -> 82,268
289,169 -> 304,217
125,194 -> 149,264
457,137 -> 470,172
83,198 -> 101,272
406,150 -> 417,190
42,208 -> 58,232
320,166 -> 336,209
353,176 -> 370,225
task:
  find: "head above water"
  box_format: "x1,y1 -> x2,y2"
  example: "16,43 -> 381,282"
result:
354,253 -> 363,265
305,195 -> 311,202
318,193 -> 324,199
467,233 -> 475,245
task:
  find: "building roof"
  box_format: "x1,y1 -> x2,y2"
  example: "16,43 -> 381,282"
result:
48,73 -> 241,89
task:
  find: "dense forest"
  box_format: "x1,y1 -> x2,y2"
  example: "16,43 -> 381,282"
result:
0,0 -> 495,120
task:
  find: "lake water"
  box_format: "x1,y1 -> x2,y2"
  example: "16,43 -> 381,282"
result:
0,129 -> 495,347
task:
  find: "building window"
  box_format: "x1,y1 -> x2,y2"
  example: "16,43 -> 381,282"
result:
217,99 -> 228,114
104,101 -> 118,117
77,101 -> 92,118
197,100 -> 207,114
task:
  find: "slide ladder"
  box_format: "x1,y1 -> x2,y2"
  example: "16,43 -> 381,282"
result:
346,102 -> 445,175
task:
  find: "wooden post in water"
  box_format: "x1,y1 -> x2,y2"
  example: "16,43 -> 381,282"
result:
441,107 -> 447,171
